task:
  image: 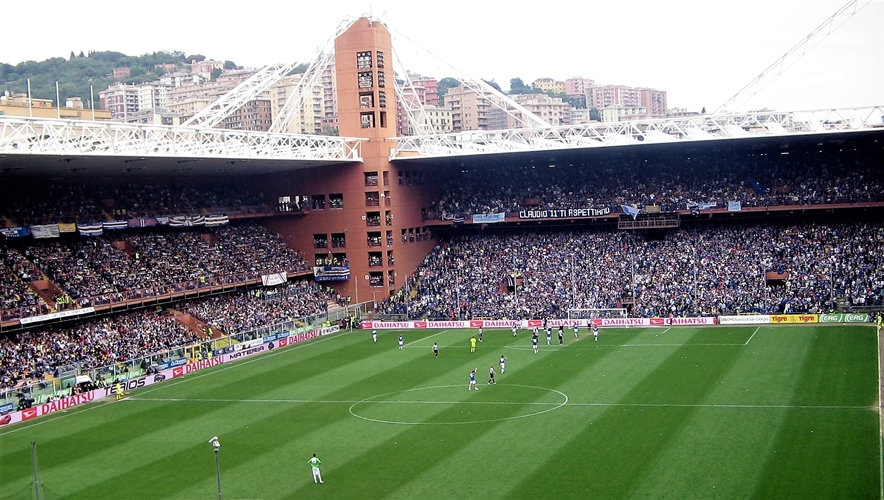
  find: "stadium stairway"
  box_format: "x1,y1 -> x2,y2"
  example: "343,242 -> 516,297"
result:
327,299 -> 348,317
172,311 -> 224,340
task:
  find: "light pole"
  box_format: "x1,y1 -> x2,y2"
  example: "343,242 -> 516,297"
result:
354,270 -> 359,306
631,255 -> 637,305
570,258 -> 576,309
693,245 -> 699,315
209,436 -> 222,500
455,272 -> 461,320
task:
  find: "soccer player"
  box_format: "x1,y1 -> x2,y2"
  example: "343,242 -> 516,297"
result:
308,453 -> 323,484
573,325 -> 579,338
115,382 -> 124,401
558,326 -> 564,345
499,354 -> 507,373
532,326 -> 539,338
470,336 -> 477,353
593,325 -> 600,342
546,328 -> 552,346
478,327 -> 483,343
433,342 -> 439,358
488,364 -> 496,385
532,335 -> 539,354
512,325 -> 518,337
372,330 -> 378,343
469,368 -> 478,390
398,335 -> 404,350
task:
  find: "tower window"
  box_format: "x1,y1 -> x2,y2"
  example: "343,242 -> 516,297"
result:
357,51 -> 372,69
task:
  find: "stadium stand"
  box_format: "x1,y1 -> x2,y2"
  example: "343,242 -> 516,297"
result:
403,221 -> 883,320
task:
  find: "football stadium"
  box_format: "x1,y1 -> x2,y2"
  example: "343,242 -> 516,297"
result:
1,15 -> 883,500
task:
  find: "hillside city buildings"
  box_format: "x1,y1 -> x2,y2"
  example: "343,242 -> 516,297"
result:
9,57 -> 676,133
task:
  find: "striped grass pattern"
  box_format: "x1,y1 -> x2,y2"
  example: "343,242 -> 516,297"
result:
0,324 -> 879,499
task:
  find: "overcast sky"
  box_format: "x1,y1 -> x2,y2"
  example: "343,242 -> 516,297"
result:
4,0 -> 882,112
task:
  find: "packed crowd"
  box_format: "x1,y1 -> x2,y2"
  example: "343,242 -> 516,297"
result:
182,281 -> 330,336
404,222 -> 884,320
423,145 -> 884,219
0,223 -> 311,320
0,279 -> 332,392
0,247 -> 48,320
0,181 -> 268,225
0,310 -> 198,393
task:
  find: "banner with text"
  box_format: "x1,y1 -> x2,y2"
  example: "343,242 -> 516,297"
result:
769,314 -> 819,324
472,213 -> 506,224
718,315 -> 770,325
518,207 -> 611,220
818,313 -> 870,323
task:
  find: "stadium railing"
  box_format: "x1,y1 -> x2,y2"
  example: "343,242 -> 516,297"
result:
0,309 -> 332,412
0,267 -> 315,331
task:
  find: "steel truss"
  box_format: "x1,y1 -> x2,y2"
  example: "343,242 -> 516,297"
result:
0,116 -> 363,162
390,107 -> 884,160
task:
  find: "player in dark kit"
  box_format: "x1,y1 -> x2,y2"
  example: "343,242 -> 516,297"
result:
558,327 -> 564,345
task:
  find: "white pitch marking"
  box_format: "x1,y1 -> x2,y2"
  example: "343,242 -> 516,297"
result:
0,330 -> 360,436
348,384 -> 569,425
132,328 -> 358,399
566,402 -> 868,410
620,343 -> 746,347
505,343 -> 744,350
129,397 -> 563,406
744,326 -> 761,345
126,397 -> 867,411
405,330 -> 450,347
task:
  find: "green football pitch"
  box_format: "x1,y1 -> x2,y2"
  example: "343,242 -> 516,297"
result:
1,324 -> 880,499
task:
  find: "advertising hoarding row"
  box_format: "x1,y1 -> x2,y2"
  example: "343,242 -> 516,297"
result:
0,326 -> 340,427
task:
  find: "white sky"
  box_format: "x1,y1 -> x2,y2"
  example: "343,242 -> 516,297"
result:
4,0 -> 882,112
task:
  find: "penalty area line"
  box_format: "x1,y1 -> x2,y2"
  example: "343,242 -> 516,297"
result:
405,330 -> 450,347
133,328 -> 358,399
745,326 -> 761,345
127,397 -> 565,406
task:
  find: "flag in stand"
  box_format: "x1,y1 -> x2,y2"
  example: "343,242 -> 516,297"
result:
621,205 -> 640,220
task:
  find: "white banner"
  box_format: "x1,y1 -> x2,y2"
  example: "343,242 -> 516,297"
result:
718,315 -> 770,325
18,307 -> 96,325
261,272 -> 287,287
670,317 -> 717,325
30,224 -> 60,239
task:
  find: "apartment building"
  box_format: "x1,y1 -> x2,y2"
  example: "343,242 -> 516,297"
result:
222,98 -> 272,131
589,84 -> 667,118
532,78 -> 565,94
100,83 -> 139,119
321,65 -> 338,133
444,84 -> 492,131
486,93 -> 572,130
270,74 -> 323,134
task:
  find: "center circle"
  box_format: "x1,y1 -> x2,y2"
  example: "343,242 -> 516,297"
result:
349,384 -> 568,425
